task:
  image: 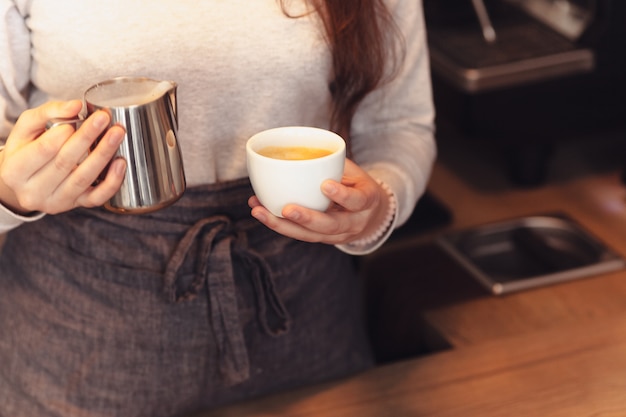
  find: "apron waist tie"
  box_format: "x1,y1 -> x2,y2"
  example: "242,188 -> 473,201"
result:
162,215 -> 292,385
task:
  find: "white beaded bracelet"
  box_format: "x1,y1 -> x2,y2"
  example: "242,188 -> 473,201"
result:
349,180 -> 397,247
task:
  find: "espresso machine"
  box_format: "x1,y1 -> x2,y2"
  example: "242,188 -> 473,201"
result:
424,0 -> 626,185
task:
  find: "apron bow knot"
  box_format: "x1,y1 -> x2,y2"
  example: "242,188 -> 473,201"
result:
163,215 -> 291,385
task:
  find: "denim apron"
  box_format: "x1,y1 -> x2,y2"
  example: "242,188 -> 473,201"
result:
0,179 -> 373,417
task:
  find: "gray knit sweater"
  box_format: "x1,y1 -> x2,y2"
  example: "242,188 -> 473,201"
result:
0,0 -> 436,244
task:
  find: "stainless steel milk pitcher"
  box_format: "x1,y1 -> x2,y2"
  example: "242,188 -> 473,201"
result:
50,76 -> 186,214
85,77 -> 186,213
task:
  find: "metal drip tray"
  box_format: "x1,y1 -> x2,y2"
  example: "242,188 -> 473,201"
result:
437,214 -> 626,295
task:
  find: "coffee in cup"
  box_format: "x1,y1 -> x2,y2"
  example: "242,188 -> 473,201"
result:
257,146 -> 334,160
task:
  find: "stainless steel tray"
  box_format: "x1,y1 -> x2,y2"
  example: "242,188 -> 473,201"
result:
436,214 -> 626,295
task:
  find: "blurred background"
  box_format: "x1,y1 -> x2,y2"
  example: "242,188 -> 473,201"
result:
424,0 -> 626,186
362,0 -> 626,365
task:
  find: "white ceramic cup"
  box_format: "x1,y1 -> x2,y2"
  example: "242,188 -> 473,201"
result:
246,126 -> 346,217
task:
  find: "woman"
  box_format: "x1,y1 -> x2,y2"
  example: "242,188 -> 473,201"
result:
0,0 -> 435,415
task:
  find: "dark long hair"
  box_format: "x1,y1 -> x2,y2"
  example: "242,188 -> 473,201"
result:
282,0 -> 403,141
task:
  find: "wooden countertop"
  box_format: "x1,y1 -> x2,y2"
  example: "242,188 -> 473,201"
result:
205,136 -> 626,416
417,158 -> 626,348
205,311 -> 626,416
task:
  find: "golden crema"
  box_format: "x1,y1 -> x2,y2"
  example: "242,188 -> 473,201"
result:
257,146 -> 333,160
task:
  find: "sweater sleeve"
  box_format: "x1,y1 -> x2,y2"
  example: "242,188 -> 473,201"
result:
349,0 -> 437,230
0,0 -> 30,140
0,0 -> 43,233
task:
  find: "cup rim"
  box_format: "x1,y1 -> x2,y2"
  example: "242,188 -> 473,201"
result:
246,126 -> 346,163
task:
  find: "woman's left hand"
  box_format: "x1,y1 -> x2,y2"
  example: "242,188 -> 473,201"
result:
248,159 -> 391,245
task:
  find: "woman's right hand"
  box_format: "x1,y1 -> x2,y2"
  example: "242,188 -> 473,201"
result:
0,100 -> 127,215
